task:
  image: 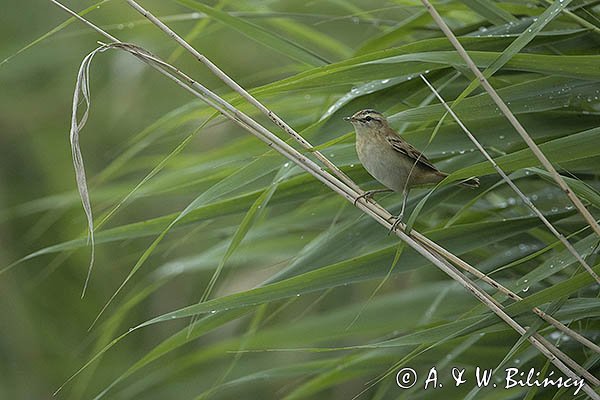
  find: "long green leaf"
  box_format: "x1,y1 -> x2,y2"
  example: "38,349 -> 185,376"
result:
176,0 -> 329,66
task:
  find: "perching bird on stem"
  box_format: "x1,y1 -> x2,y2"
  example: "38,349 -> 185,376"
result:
345,109 -> 479,228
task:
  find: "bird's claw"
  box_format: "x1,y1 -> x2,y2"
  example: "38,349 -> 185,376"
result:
388,212 -> 404,235
353,190 -> 375,206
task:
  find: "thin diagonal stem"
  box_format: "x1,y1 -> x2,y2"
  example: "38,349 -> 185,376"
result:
416,230 -> 600,357
117,45 -> 600,398
421,0 -> 600,238
124,0 -> 363,195
420,74 -> 599,284
51,2 -> 599,397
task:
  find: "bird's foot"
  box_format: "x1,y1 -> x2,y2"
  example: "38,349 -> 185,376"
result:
353,190 -> 376,206
353,189 -> 392,206
388,212 -> 404,235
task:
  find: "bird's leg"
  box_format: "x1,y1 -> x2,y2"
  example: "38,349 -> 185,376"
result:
399,188 -> 408,221
353,188 -> 393,206
389,188 -> 409,233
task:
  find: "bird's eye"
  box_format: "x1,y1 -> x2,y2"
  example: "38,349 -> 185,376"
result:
364,116 -> 372,122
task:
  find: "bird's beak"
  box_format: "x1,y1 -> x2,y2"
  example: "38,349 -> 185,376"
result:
343,116 -> 351,122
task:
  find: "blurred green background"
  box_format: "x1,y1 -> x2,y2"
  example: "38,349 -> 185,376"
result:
1,0 -> 599,399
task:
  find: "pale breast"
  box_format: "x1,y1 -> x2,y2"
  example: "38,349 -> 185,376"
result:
355,134 -> 414,193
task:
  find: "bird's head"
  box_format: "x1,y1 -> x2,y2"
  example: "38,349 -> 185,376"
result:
344,109 -> 388,132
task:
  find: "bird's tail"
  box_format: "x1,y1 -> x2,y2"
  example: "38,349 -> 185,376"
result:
435,171 -> 480,188
458,176 -> 480,188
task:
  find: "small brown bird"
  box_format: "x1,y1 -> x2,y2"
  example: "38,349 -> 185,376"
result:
345,109 -> 479,222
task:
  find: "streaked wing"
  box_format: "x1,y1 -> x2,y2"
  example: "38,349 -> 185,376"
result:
385,135 -> 439,171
